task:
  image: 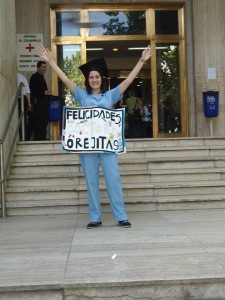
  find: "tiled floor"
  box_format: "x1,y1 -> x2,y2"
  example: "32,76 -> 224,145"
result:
1,209 -> 225,298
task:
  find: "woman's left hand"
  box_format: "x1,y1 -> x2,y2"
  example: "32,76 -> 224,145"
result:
37,46 -> 53,63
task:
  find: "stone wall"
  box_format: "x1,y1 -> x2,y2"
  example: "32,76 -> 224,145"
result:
192,0 -> 225,136
14,0 -> 225,137
16,0 -> 49,86
0,0 -> 17,166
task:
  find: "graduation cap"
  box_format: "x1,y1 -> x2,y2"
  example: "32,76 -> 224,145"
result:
79,58 -> 109,79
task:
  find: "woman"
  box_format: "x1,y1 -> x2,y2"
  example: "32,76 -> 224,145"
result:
37,45 -> 153,229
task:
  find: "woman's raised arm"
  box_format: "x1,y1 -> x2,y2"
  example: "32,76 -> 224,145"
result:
37,46 -> 75,95
119,45 -> 153,95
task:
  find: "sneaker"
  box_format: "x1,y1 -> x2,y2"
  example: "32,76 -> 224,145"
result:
118,220 -> 131,228
87,221 -> 102,229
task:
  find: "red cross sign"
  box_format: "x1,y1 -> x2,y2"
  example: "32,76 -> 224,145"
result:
25,43 -> 35,52
17,33 -> 43,71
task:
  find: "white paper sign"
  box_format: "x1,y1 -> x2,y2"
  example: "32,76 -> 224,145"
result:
17,33 -> 43,71
62,106 -> 126,154
208,68 -> 216,80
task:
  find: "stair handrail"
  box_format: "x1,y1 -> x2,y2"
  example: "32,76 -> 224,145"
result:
0,82 -> 25,218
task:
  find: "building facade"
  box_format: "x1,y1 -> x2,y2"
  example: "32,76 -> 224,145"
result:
1,0 -> 225,142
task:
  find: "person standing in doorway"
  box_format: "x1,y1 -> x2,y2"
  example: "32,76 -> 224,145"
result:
17,72 -> 35,140
37,45 -> 153,229
125,90 -> 143,138
141,103 -> 152,138
29,61 -> 50,140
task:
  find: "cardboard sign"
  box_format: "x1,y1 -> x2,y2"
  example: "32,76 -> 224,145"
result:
62,106 -> 126,154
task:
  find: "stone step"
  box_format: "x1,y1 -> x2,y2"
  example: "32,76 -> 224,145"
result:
10,156 -> 225,176
13,151 -> 79,162
10,162 -> 82,174
147,157 -> 225,169
6,192 -> 225,207
6,138 -> 225,216
16,137 -> 225,151
5,193 -> 225,216
1,279 -> 224,300
5,180 -> 225,201
13,146 -> 225,162
16,140 -> 62,151
6,168 -> 225,187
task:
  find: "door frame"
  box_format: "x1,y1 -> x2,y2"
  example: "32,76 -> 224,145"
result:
50,4 -> 187,138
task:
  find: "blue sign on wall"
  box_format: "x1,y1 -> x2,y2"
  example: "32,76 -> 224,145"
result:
203,91 -> 219,118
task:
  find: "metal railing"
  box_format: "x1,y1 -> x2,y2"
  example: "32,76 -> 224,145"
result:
0,83 -> 25,218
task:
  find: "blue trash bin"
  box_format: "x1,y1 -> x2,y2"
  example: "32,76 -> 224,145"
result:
203,91 -> 219,118
49,96 -> 61,122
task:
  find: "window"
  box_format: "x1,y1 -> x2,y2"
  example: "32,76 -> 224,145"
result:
155,11 -> 179,34
56,12 -> 80,36
156,44 -> 181,133
57,45 -> 81,106
89,11 -> 146,35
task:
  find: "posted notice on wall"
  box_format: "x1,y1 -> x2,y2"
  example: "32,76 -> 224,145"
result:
62,106 -> 126,154
17,33 -> 43,71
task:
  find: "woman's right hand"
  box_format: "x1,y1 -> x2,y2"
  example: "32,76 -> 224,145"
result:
37,45 -> 75,95
37,46 -> 53,63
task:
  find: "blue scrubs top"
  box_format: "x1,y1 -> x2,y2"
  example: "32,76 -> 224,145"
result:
72,84 -> 123,108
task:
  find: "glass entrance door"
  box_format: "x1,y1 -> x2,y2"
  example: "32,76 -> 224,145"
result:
86,40 -> 152,138
156,44 -> 181,134
51,5 -> 187,138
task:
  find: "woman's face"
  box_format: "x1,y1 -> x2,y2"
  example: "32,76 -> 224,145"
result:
88,70 -> 102,91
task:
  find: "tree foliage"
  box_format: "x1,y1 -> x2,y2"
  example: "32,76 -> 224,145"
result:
63,52 -> 82,106
103,11 -> 146,35
158,45 -> 179,97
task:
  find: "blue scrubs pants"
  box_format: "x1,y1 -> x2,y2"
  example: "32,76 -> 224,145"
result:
79,153 -> 128,222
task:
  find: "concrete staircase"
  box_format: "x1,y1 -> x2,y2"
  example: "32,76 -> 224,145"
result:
4,137 -> 225,216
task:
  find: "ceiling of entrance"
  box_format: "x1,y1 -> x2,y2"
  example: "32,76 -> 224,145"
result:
86,40 -> 149,61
